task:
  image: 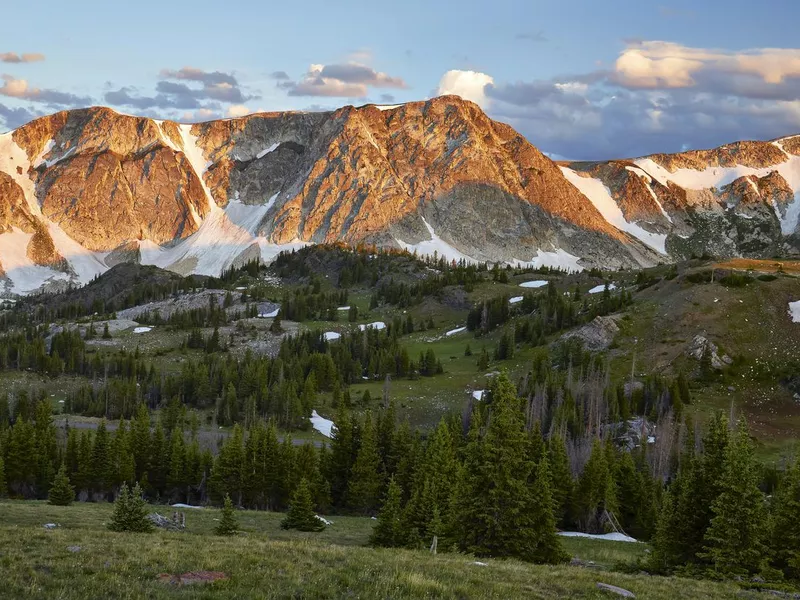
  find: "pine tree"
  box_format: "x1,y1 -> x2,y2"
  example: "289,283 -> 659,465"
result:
108,482 -> 153,533
102,323 -> 111,339
282,479 -> 325,531
575,438 -> 617,532
369,477 -> 406,547
547,434 -> 573,528
701,419 -> 768,577
0,456 -> 7,497
771,460 -> 800,580
270,312 -> 283,334
215,494 -> 240,535
404,419 -> 456,545
452,372 -> 563,562
527,457 -> 570,564
347,412 -> 383,514
48,463 -> 75,506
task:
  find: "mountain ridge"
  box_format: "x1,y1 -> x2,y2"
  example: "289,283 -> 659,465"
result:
0,96 -> 798,295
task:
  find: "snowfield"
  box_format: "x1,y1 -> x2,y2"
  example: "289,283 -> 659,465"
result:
789,301 -> 800,323
635,146 -> 800,236
588,283 -> 617,294
359,321 -> 386,331
445,326 -> 467,336
560,166 -> 668,254
395,217 -> 474,264
132,327 -> 152,334
472,390 -> 485,401
311,410 -> 335,438
558,531 -> 638,543
519,280 -> 548,289
323,332 -> 341,341
509,296 -> 523,304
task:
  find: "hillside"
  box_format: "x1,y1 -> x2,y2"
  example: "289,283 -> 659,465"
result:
0,98 -> 798,295
0,500 -> 743,599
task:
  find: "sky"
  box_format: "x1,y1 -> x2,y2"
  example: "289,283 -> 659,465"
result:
2,0 -> 800,159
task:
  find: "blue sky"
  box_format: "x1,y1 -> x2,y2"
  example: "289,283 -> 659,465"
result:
2,0 -> 800,158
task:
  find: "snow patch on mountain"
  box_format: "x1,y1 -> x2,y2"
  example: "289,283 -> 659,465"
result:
513,249 -> 585,272
257,143 -> 280,159
0,228 -> 69,293
789,300 -> 800,323
560,166 -> 668,254
47,222 -> 108,284
634,155 -> 800,235
396,217 -> 475,263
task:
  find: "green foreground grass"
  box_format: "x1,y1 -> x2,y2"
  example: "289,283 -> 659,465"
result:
0,500 -> 744,599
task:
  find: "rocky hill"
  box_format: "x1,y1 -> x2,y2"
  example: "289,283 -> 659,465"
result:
0,96 -> 798,295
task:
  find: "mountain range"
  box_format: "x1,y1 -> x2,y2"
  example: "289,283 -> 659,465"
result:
0,95 -> 798,295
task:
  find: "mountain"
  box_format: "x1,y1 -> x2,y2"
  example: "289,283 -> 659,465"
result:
0,96 -> 798,295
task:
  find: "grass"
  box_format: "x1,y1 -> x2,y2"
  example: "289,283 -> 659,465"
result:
0,500 -> 742,599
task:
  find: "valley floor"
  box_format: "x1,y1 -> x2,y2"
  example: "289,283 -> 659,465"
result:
0,500 -> 748,599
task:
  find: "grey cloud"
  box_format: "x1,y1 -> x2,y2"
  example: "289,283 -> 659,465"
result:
281,63 -> 407,98
0,52 -> 45,64
159,67 -> 237,87
0,103 -> 40,129
106,66 -> 255,112
379,93 -> 395,103
319,63 -> 406,88
270,71 -> 290,80
0,75 -> 91,107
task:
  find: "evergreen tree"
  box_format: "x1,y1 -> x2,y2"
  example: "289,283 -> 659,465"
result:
48,463 -> 75,506
701,419 -> 768,577
527,457 -> 570,564
575,438 -> 617,532
0,456 -> 7,497
771,460 -> 800,580
452,373 -> 563,562
282,479 -> 325,531
270,312 -> 283,334
215,494 -> 240,535
102,323 -> 111,339
347,412 -> 383,514
108,482 -> 153,533
369,477 -> 406,547
547,434 -> 573,528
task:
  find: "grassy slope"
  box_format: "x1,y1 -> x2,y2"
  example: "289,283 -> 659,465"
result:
0,500 -> 740,599
608,270 -> 800,457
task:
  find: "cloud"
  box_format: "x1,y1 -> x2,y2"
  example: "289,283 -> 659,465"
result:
281,62 -> 407,98
516,31 -> 547,43
0,102 -> 41,130
0,52 -> 46,64
379,93 -> 395,103
474,40 -> 800,160
180,108 -> 218,122
613,41 -> 800,94
270,71 -> 290,80
437,70 -> 494,108
106,66 -> 253,112
159,67 -> 237,87
226,104 -> 251,117
0,74 -> 91,106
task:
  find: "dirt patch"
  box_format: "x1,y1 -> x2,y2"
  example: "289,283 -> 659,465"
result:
713,258 -> 800,274
157,571 -> 228,586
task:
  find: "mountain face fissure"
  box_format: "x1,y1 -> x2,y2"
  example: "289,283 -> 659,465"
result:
0,96 -> 798,294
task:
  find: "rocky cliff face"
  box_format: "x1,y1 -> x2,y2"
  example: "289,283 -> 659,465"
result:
0,97 -> 798,294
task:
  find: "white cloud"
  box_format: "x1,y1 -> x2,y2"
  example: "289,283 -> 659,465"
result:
437,70 -> 494,108
226,104 -> 251,118
614,41 -> 800,88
